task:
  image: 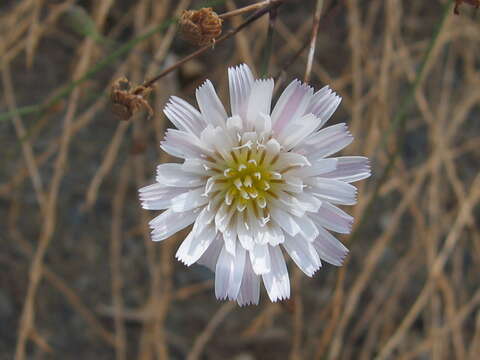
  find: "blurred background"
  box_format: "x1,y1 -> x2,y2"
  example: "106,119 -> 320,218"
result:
1,0 -> 480,359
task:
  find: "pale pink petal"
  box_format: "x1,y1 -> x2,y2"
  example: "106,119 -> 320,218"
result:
149,208 -> 199,242
277,113 -> 322,150
196,80 -> 227,127
306,178 -> 357,205
320,156 -> 371,183
271,80 -> 313,135
312,202 -> 353,234
295,123 -> 353,158
312,227 -> 349,266
304,86 -> 342,130
164,96 -> 206,134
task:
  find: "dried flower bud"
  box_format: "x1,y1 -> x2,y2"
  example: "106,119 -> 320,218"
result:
180,8 -> 223,46
110,77 -> 154,121
454,0 -> 479,14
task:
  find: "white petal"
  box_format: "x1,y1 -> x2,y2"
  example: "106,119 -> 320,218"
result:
321,156 -> 371,183
237,256 -> 260,306
139,183 -> 190,210
253,113 -> 272,134
171,188 -> 208,212
226,115 -> 244,139
296,123 -> 353,158
164,96 -> 206,134
272,79 -> 313,135
215,203 -> 236,233
279,176 -> 304,193
149,208 -> 198,241
181,158 -> 213,175
161,129 -> 210,159
261,138 -> 281,166
196,80 -> 227,128
278,113 -> 321,150
306,178 -> 357,205
262,246 -> 290,302
201,125 -> 235,162
228,64 -> 254,119
215,246 -> 233,300
293,191 -> 323,213
197,233 -> 223,270
228,245 -> 246,300
246,79 -> 274,129
263,222 -> 285,246
283,235 -> 321,277
312,202 -> 353,234
305,86 -> 342,130
237,215 -> 254,251
215,244 -> 246,300
175,223 -> 217,266
223,224 -> 237,256
249,243 -> 271,275
274,152 -> 311,172
312,226 -> 349,266
270,206 -> 301,236
290,158 -> 338,178
273,192 -> 305,217
156,163 -> 205,187
195,206 -> 216,229
294,215 -> 319,241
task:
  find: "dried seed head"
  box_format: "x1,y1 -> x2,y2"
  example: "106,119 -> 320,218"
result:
110,77 -> 154,121
179,8 -> 223,46
454,0 -> 480,14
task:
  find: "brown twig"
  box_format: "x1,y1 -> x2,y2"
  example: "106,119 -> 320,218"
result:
142,0 -> 284,89
110,160 -> 130,360
187,303 -> 236,360
219,0 -> 273,19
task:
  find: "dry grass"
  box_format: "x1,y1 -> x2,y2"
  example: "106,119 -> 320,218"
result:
1,0 -> 479,359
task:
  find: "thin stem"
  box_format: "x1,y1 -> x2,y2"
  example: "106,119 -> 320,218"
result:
219,0 -> 273,19
142,0 -> 284,88
304,0 -> 324,83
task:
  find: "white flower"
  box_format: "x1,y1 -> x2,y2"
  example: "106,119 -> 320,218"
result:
139,64 -> 370,305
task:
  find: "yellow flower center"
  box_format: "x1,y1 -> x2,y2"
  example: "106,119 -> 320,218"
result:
212,144 -> 283,214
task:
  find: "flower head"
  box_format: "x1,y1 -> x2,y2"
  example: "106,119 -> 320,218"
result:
110,77 -> 153,121
139,64 -> 370,305
180,8 -> 223,46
